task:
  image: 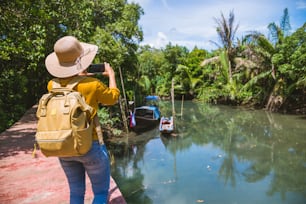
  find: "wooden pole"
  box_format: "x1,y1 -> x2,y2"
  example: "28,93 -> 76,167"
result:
180,95 -> 184,118
118,66 -> 128,110
171,79 -> 175,130
118,66 -> 129,133
119,96 -> 129,133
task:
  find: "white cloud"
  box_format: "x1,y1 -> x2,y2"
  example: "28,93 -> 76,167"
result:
296,0 -> 306,9
156,32 -> 168,47
135,0 -> 306,50
141,31 -> 169,48
161,0 -> 171,10
128,0 -> 151,5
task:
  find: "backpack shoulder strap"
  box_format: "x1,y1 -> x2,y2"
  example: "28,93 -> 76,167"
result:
51,76 -> 87,90
51,78 -> 61,89
66,76 -> 87,90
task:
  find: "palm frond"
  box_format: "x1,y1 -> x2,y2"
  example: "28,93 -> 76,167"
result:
138,75 -> 151,91
234,57 -> 257,70
200,56 -> 220,66
296,77 -> 306,87
240,71 -> 272,91
280,8 -> 291,36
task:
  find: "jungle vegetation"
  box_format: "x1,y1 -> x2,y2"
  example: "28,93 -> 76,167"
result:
1,0 -> 305,132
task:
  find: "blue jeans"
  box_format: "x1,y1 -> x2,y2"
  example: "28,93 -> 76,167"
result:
59,142 -> 110,204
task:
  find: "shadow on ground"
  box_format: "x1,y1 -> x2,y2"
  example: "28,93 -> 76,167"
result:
0,106 -> 37,158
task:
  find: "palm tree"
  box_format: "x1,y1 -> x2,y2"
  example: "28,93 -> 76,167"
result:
199,11 -> 241,104
243,8 -> 292,111
174,64 -> 204,98
269,8 -> 291,44
200,10 -> 243,102
211,10 -> 239,80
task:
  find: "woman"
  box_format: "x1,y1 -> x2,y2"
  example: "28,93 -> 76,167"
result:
45,36 -> 120,204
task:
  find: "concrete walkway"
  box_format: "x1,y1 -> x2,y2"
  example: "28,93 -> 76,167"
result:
0,106 -> 126,204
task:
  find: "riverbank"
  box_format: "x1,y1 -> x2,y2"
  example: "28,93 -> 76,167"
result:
0,106 -> 126,204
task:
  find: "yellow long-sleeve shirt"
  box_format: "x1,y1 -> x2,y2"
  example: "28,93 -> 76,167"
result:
47,76 -> 120,140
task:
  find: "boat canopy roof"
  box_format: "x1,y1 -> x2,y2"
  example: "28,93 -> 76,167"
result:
135,105 -> 160,119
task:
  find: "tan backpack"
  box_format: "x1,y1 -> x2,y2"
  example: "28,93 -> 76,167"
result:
35,76 -> 101,157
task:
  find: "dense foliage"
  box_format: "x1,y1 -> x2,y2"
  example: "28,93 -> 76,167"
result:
135,9 -> 305,113
0,0 -> 143,132
1,3 -> 305,133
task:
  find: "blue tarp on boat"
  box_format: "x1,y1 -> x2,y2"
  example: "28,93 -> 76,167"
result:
145,95 -> 159,101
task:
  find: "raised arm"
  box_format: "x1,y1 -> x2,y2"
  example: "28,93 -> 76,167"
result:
102,62 -> 117,89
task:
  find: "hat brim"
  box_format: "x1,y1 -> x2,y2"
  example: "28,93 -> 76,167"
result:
45,42 -> 98,78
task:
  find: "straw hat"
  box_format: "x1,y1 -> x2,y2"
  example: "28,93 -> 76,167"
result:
45,36 -> 98,78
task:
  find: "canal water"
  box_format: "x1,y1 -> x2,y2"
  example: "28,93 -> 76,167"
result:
110,101 -> 306,204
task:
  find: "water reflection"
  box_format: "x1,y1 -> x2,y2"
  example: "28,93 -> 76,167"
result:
110,101 -> 306,204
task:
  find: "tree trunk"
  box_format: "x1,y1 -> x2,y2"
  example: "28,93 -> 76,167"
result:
265,79 -> 284,112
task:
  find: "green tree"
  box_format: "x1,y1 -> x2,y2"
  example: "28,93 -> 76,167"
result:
243,8 -> 294,112
135,46 -> 166,98
199,11 -> 242,103
169,47 -> 207,98
162,43 -> 189,97
163,43 -> 189,79
174,65 -> 203,98
272,23 -> 306,113
0,0 -> 143,132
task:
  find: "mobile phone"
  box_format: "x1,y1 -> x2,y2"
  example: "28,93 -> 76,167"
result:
88,64 -> 105,73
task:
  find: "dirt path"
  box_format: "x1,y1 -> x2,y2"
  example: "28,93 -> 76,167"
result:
0,106 -> 126,204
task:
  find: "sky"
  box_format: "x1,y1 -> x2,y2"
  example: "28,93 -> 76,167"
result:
129,0 -> 306,51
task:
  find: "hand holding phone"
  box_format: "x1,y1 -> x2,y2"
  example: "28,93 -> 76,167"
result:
87,63 -> 105,73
